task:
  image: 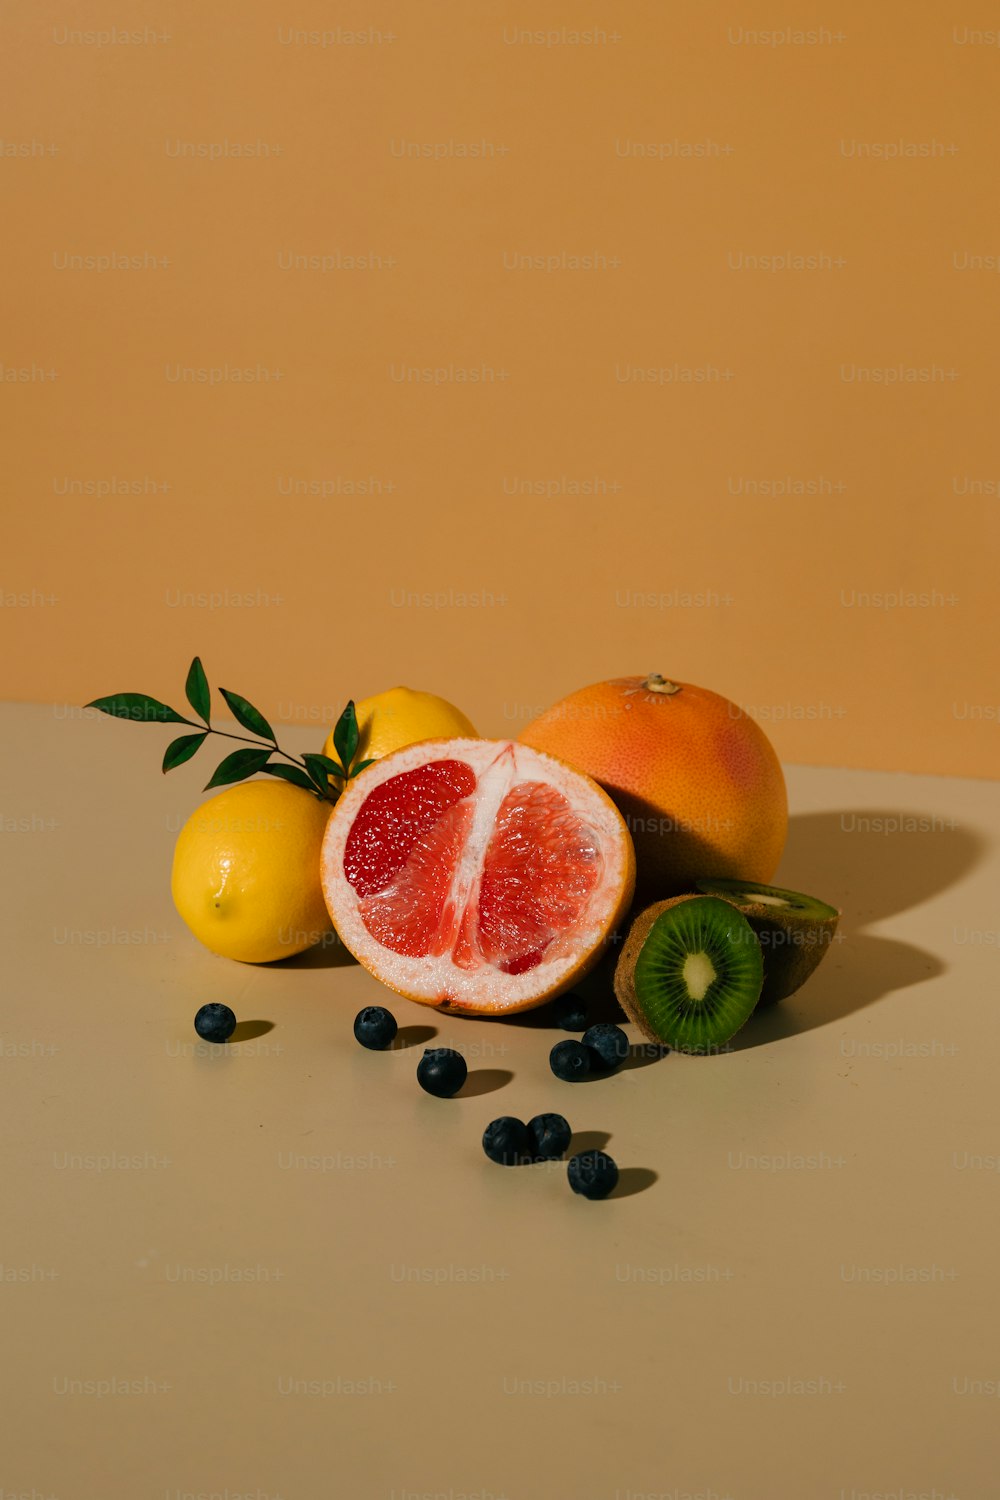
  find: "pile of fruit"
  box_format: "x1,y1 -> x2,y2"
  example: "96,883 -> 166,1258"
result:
91,665 -> 841,1199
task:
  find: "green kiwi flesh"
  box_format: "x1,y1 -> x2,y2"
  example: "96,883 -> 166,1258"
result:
614,895 -> 763,1054
693,878 -> 840,1006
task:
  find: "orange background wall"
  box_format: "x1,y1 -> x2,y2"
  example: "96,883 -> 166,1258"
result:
3,0 -> 998,778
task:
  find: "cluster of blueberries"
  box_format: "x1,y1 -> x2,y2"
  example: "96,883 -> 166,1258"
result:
354,996 -> 624,1200
191,996 -> 626,1200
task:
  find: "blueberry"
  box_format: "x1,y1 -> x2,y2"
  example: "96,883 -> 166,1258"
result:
553,994 -> 588,1031
417,1047 -> 467,1098
194,1003 -> 236,1043
482,1116 -> 529,1165
549,1039 -> 592,1083
526,1113 -> 572,1161
353,1005 -> 397,1051
567,1150 -> 619,1200
582,1023 -> 630,1073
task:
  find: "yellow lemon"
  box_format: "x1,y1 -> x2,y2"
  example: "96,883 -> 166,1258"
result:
322,686 -> 478,769
171,781 -> 334,963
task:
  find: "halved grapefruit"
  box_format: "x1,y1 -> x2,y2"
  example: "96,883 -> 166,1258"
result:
320,739 -> 635,1015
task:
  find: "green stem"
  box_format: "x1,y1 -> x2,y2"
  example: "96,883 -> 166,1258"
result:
209,726 -> 277,750
208,726 -> 338,802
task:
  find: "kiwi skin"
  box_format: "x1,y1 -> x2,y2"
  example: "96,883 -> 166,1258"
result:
694,879 -> 840,1006
613,895 -> 762,1051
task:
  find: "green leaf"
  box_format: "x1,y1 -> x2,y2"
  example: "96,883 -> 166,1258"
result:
219,688 -> 275,743
302,753 -> 338,793
262,763 -> 323,794
204,747 -> 271,790
333,701 -> 359,772
162,732 -> 208,772
348,758 -> 377,779
86,693 -> 194,725
307,754 -> 346,776
185,657 -> 211,725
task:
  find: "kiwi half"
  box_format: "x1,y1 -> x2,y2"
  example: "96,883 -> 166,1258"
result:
614,895 -> 763,1054
694,878 -> 840,1006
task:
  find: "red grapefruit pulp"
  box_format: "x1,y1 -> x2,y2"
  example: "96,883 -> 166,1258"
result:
321,739 -> 636,1013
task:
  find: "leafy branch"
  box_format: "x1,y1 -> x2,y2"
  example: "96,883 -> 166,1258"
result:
86,657 -> 375,801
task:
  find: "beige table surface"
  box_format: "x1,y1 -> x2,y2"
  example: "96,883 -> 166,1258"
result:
2,702 -> 998,1500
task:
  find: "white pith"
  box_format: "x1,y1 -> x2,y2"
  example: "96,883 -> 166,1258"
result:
439,747 -> 525,946
748,892 -> 789,908
320,738 -> 632,1009
682,951 -> 716,1002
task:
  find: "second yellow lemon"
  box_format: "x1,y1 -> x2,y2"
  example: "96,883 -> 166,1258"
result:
322,686 -> 477,769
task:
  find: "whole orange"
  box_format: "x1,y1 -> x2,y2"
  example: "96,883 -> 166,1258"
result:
518,673 -> 787,898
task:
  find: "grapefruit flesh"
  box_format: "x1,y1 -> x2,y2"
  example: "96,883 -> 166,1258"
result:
321,740 -> 635,1014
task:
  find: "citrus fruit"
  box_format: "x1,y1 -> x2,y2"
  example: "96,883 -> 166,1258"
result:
320,738 -> 635,1015
518,673 -> 787,898
321,686 -> 477,772
171,781 -> 334,963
